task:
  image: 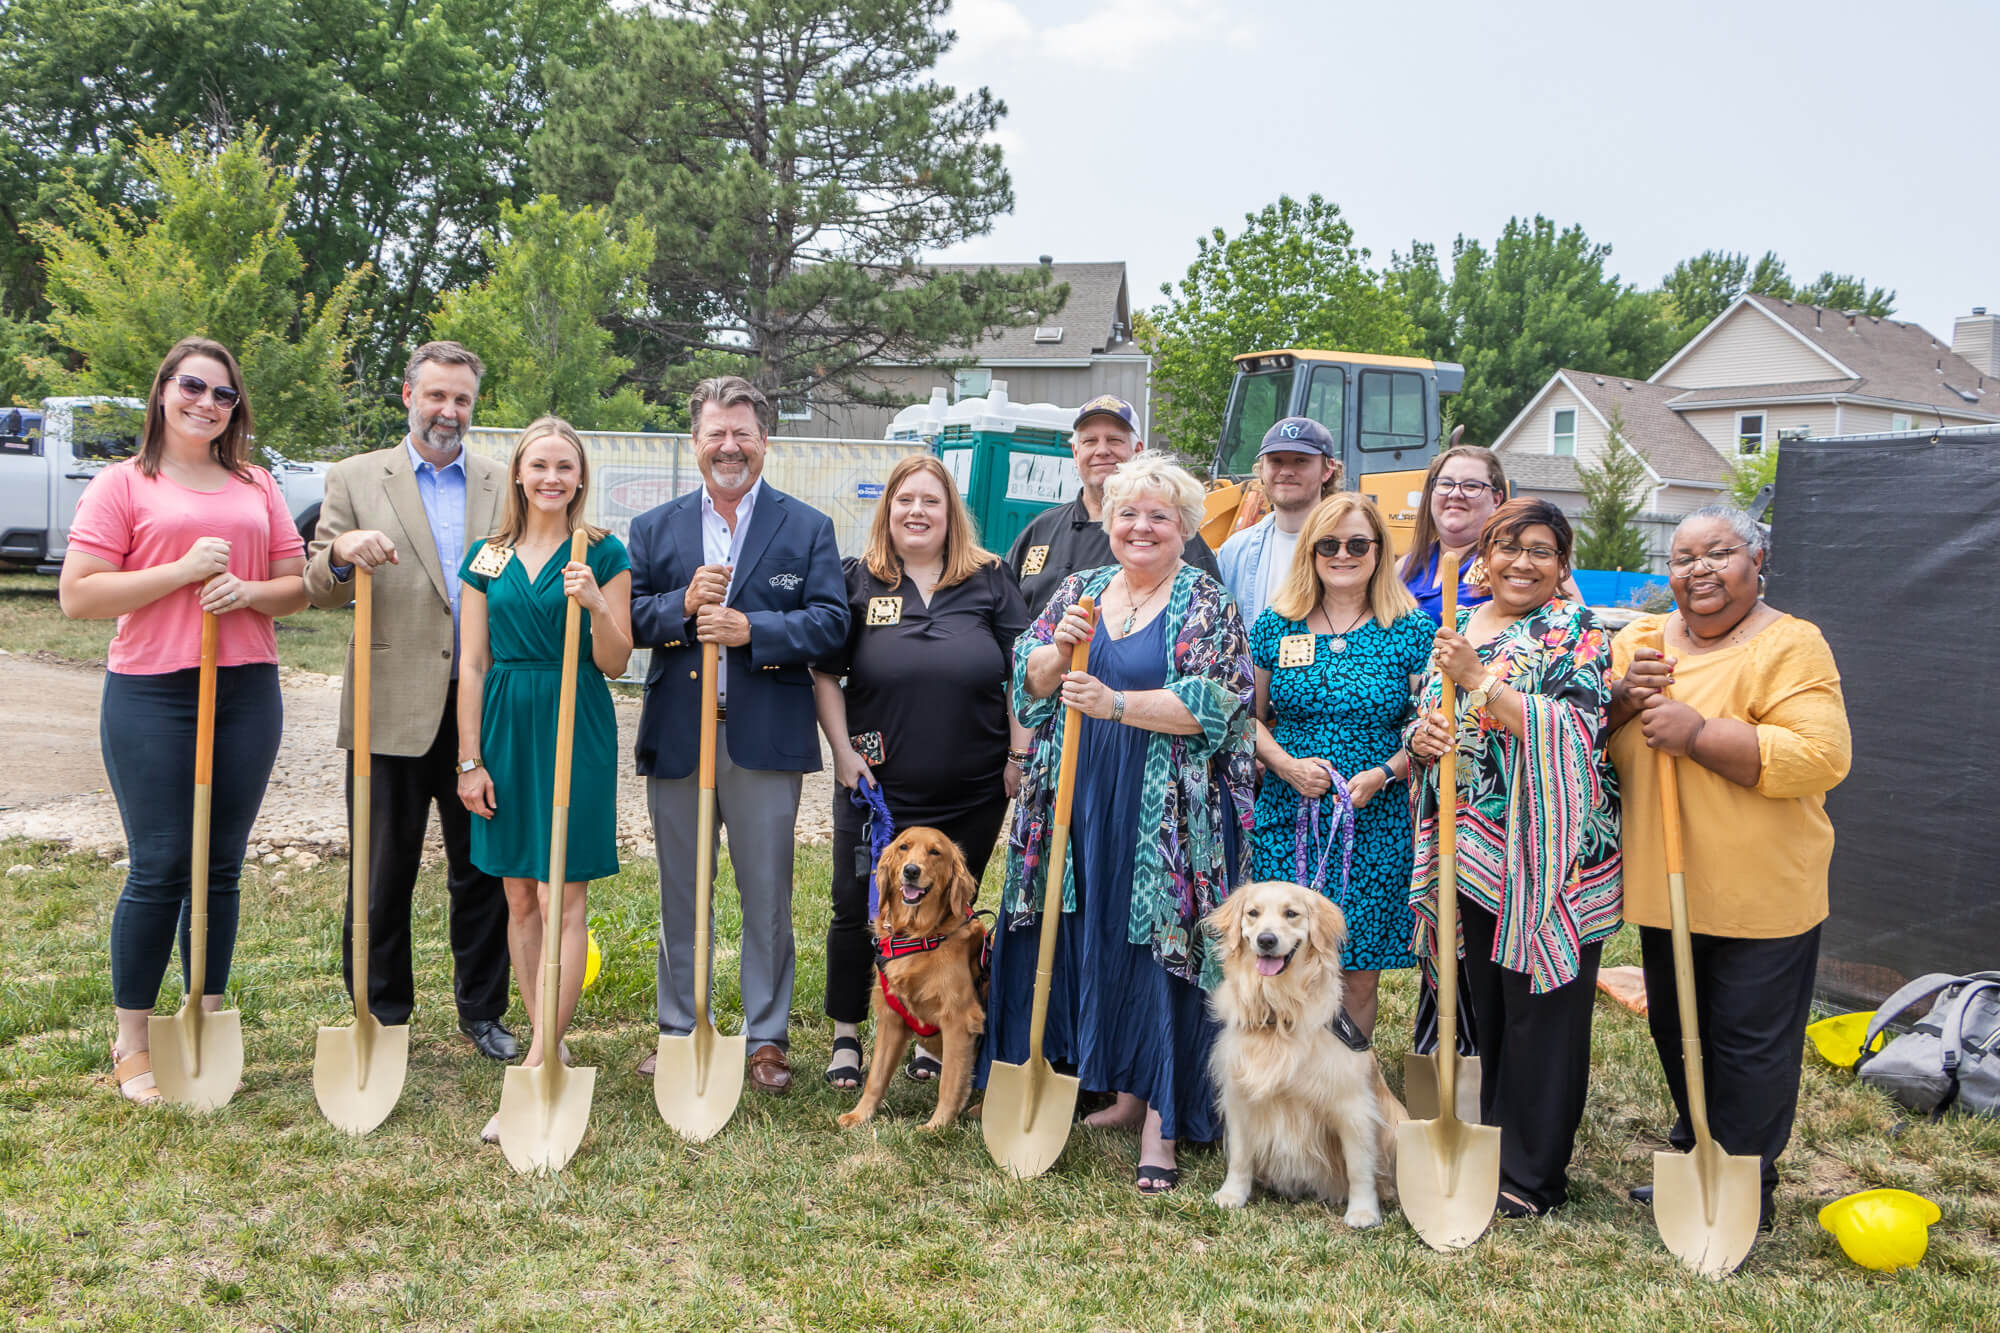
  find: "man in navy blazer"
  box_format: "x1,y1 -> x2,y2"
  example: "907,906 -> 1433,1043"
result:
628,375 -> 847,1094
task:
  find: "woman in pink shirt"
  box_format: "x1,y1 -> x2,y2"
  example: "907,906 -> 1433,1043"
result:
59,337 -> 307,1105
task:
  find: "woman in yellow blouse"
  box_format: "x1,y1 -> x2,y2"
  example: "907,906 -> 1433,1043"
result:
1607,504 -> 1851,1231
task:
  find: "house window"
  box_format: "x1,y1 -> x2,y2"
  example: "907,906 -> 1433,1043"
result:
776,393 -> 813,422
1736,412 -> 1765,455
953,368 -> 991,402
1551,408 -> 1576,456
1890,412 -> 1916,432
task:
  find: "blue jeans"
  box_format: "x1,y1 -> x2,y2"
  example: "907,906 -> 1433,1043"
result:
102,664 -> 281,1010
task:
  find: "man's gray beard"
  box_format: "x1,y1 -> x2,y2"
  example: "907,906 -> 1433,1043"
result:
413,415 -> 464,450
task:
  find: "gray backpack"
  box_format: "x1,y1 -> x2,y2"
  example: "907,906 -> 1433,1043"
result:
1854,972 -> 2000,1118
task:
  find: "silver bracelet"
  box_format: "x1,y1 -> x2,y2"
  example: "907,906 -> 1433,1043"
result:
1109,690 -> 1126,724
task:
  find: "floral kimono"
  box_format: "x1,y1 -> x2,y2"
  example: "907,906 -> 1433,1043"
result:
1406,595 -> 1622,994
1002,563 -> 1255,988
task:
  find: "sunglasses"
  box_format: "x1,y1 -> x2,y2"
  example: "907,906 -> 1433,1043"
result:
167,373 -> 242,409
1313,536 -> 1379,558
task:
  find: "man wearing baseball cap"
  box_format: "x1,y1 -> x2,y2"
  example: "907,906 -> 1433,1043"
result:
1005,394 -> 1222,618
1216,416 -> 1345,625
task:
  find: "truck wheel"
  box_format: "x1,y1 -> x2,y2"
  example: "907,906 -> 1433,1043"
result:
296,504 -> 320,545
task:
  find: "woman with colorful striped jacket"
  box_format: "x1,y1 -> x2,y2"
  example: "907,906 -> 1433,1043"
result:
1405,498 -> 1622,1219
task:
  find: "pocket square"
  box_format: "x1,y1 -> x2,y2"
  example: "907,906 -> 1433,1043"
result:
769,572 -> 802,590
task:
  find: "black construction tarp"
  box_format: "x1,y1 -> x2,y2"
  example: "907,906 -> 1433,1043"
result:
1766,428 -> 2000,1011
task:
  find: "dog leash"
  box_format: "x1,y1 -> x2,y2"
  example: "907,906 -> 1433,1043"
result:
849,778 -> 894,920
1293,759 -> 1355,906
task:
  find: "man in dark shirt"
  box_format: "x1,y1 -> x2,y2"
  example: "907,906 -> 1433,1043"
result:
1005,395 -> 1222,618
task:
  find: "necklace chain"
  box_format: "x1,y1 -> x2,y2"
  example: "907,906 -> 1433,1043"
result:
1118,570 -> 1174,635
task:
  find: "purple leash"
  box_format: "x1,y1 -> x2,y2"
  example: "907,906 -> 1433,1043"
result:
849,778 -> 895,919
1294,759 -> 1356,906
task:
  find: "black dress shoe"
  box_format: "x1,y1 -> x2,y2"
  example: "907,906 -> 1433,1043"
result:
1628,1184 -> 1653,1205
460,1018 -> 521,1061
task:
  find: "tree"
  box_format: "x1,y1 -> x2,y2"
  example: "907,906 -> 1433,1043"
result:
430,196 -> 656,431
1730,447 -> 1779,511
29,129 -> 368,456
1573,406 -> 1652,572
1660,249 -> 1893,347
1142,194 -> 1415,457
1388,218 -> 1675,446
529,0 -> 1061,418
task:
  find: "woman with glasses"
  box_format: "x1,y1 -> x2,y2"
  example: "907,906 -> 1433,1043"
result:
1607,506 -> 1849,1232
58,337 -> 308,1106
1400,445 -> 1509,624
1405,497 -> 1622,1217
1248,493 -> 1433,1038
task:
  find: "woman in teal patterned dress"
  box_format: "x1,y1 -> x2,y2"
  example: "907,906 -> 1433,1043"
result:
1250,493 -> 1432,1038
456,416 -> 631,1143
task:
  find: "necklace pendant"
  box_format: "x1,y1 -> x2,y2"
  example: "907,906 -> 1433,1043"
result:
1329,636 -> 1345,654
1121,609 -> 1137,635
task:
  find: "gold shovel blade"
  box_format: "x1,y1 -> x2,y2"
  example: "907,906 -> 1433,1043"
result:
1652,1145 -> 1762,1277
1395,1115 -> 1502,1251
497,1061 -> 597,1175
1402,1051 -> 1483,1123
653,1027 -> 747,1143
311,1017 -> 410,1136
148,1005 -> 243,1112
980,1057 -> 1081,1180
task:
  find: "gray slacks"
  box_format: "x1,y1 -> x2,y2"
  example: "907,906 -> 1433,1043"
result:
648,721 -> 803,1048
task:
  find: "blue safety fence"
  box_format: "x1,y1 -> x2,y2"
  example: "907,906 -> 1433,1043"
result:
1571,568 -> 1669,609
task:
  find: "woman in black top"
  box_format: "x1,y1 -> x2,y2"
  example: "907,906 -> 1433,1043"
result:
813,454 -> 1030,1087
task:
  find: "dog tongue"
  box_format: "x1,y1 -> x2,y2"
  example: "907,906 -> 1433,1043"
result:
1255,956 -> 1286,976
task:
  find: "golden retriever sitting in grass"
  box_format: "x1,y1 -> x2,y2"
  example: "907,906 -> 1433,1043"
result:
836,827 -> 987,1132
1206,881 -> 1406,1227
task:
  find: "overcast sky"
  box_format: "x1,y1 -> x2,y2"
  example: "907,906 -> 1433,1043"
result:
931,0 -> 1998,348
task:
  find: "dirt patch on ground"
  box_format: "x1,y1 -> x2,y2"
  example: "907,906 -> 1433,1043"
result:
0,653 -> 834,857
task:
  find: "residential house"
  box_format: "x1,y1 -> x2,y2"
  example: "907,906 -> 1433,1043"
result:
1492,295 -> 2000,566
781,260 -> 1152,441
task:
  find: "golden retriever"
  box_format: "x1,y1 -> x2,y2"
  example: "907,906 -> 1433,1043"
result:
836,827 -> 987,1132
1206,880 -> 1406,1227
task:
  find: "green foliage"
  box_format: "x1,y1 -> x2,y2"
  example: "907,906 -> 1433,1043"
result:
1730,445 -> 1779,509
1143,194 -> 1415,457
430,196 -> 655,431
1661,249 -> 1894,347
530,0 -> 1060,411
1574,406 -> 1652,572
0,314 -> 55,406
1389,218 -> 1674,446
29,129 -> 368,457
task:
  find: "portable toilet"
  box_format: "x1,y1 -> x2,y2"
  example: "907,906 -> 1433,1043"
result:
887,387 -> 951,446
922,382 -> 1079,552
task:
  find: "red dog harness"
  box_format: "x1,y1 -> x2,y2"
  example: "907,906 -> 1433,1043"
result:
872,914 -> 991,1039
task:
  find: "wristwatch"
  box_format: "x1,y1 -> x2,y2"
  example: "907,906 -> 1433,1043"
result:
1466,666 -> 1506,711
457,758 -> 483,773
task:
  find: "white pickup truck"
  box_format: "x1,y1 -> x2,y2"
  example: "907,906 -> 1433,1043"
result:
0,397 -> 329,572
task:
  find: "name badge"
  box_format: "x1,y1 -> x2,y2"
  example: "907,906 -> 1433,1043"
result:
866,596 -> 903,626
1278,633 -> 1315,668
1021,544 -> 1050,576
468,541 -> 513,579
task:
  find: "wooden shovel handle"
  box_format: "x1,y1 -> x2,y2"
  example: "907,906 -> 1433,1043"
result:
194,612 -> 220,787
551,530 -> 589,811
353,567 -> 371,776
699,640 -> 719,791
1656,747 -> 1685,878
1051,597 -> 1095,827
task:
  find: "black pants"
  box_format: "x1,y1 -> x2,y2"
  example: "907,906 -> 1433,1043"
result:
340,681 -> 510,1025
1640,923 -> 1820,1219
1459,897 -> 1603,1211
824,793 -> 1010,1025
1411,968 -> 1482,1058
103,665 -> 281,1009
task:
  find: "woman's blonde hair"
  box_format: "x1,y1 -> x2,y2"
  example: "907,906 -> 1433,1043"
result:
1268,492 -> 1419,627
1100,454 -> 1205,540
487,416 -> 609,548
861,454 -> 998,588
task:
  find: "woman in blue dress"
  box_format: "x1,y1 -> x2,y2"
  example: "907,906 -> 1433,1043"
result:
977,455 -> 1254,1195
1250,493 -> 1432,1038
457,416 -> 631,1143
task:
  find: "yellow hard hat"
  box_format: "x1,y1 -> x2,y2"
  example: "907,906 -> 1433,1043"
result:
1818,1189 -> 1941,1271
583,928 -> 603,991
1805,1012 -> 1886,1069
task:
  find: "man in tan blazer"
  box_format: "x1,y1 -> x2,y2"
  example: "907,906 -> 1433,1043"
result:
305,341 -> 518,1060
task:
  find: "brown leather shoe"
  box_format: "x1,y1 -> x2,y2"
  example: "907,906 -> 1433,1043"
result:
747,1043 -> 792,1096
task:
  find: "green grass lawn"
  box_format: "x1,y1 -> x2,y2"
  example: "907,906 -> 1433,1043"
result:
0,571 -> 356,676
2,840 -> 1995,1331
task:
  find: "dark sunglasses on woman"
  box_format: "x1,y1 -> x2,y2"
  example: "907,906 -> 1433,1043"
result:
1314,536 -> 1379,558
167,373 -> 242,409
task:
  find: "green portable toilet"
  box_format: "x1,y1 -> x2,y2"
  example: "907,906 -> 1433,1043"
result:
887,381 -> 1078,553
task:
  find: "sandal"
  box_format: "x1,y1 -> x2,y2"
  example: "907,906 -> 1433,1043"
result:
112,1050 -> 164,1106
1136,1164 -> 1180,1196
904,1049 -> 941,1083
1496,1191 -> 1547,1219
824,1035 -> 865,1089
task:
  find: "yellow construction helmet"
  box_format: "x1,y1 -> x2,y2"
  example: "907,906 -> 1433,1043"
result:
1818,1189 -> 1941,1271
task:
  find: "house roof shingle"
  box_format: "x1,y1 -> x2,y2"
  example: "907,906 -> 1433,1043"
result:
923,261 -> 1132,360
1499,452 -> 1582,493
1559,371 -> 1733,485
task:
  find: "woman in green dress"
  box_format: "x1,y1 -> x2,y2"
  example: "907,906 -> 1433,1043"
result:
456,417 -> 632,1143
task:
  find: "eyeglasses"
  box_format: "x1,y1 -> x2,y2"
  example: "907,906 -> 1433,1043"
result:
1492,540 -> 1559,563
1435,479 -> 1497,498
167,373 -> 241,409
1667,544 -> 1747,575
1314,536 -> 1379,558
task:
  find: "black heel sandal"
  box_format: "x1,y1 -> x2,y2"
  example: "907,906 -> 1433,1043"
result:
1136,1164 -> 1180,1196
824,1035 -> 865,1089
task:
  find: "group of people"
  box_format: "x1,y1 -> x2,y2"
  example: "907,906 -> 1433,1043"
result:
67,337 -> 1851,1231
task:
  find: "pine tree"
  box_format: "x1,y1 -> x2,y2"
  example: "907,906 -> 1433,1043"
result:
1574,406 -> 1652,571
